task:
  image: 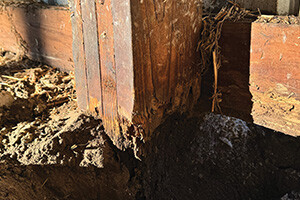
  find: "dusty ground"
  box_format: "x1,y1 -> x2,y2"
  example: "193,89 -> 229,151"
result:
0,53 -> 300,199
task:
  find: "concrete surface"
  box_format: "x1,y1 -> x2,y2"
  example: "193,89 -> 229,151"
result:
203,0 -> 299,15
41,0 -> 68,6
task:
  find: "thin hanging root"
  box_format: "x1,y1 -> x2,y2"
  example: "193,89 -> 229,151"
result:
212,50 -> 217,112
198,2 -> 255,113
211,50 -> 222,113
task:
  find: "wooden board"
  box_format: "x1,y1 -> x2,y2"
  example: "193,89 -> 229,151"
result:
81,0 -> 103,114
111,0 -> 134,144
69,0 -> 88,110
69,0 -> 123,148
97,0 -> 120,146
250,22 -> 300,136
0,5 -> 73,71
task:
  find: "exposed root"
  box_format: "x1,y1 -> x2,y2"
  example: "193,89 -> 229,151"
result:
198,2 -> 257,113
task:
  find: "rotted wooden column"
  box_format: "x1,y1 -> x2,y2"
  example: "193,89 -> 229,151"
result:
69,0 -> 203,149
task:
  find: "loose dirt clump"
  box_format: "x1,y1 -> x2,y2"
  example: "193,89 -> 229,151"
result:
0,52 -> 115,167
0,54 -> 75,127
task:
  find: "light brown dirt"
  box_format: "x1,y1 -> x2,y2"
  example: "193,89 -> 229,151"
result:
0,53 -> 141,200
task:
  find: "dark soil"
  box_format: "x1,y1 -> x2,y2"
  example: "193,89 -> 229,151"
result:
142,113 -> 300,200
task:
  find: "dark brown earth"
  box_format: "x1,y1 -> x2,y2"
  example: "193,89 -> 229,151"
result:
0,55 -> 300,200
142,113 -> 300,200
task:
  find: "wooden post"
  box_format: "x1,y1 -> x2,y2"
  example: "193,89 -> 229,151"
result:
69,0 -> 203,149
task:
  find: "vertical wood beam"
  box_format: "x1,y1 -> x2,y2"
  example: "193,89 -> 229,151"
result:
81,0 -> 103,114
69,0 -> 88,109
96,0 -> 121,147
111,0 -> 134,124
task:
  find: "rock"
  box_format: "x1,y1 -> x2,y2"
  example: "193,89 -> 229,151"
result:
0,91 -> 14,107
281,191 -> 300,200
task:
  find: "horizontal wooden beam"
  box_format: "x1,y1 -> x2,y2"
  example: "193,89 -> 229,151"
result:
0,5 -> 73,71
250,22 -> 300,136
218,20 -> 300,136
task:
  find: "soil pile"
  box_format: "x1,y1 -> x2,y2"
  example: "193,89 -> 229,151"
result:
142,113 -> 300,200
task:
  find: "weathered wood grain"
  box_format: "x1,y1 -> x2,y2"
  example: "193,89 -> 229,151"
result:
0,6 -> 73,71
0,2 -> 203,146
131,0 -> 203,138
111,0 -> 134,142
96,0 -> 120,146
218,21 -> 300,136
69,0 -> 88,110
68,0 -> 202,148
250,22 -> 300,136
81,0 -> 102,114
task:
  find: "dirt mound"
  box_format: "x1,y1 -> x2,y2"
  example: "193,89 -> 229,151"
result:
141,113 -> 300,200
